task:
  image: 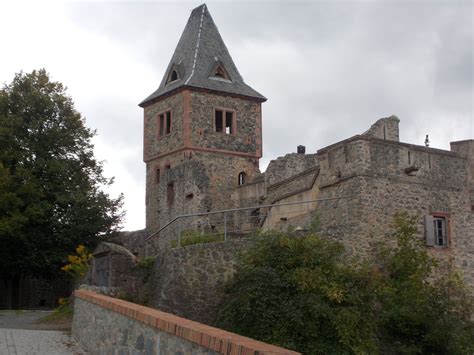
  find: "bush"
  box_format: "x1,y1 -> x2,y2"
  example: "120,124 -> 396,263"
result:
217,214 -> 474,354
217,231 -> 377,354
374,213 -> 474,354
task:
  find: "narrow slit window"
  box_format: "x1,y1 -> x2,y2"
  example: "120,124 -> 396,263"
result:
238,172 -> 246,186
155,168 -> 160,184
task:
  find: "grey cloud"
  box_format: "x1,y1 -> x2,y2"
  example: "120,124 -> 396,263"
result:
65,1 -> 471,225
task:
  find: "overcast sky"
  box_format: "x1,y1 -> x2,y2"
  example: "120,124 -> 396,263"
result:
0,0 -> 472,231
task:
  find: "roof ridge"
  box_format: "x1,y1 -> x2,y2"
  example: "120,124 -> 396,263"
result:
185,4 -> 206,85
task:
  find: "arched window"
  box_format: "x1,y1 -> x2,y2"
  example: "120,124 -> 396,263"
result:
238,172 -> 246,186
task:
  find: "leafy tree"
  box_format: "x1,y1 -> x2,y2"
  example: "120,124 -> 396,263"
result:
375,213 -> 474,354
216,231 -> 377,354
217,215 -> 473,354
0,70 -> 123,300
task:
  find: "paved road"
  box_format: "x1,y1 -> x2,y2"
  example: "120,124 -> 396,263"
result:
0,310 -> 87,354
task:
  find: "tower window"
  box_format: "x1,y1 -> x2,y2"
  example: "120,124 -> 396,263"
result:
155,168 -> 160,184
166,67 -> 179,84
166,111 -> 171,134
215,109 -> 235,135
215,66 -> 226,78
170,70 -> 178,82
158,110 -> 172,137
211,64 -> 230,81
238,172 -> 246,186
167,183 -> 174,207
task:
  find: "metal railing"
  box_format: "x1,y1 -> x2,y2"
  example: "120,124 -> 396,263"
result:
145,196 -> 354,255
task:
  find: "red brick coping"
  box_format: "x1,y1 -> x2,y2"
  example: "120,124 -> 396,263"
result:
75,289 -> 300,355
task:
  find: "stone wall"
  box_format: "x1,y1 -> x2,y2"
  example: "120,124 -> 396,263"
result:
144,89 -> 262,235
88,243 -> 142,295
115,229 -> 148,257
150,240 -> 252,325
189,91 -> 262,155
147,152 -> 260,246
265,153 -> 318,186
73,289 -> 298,355
266,166 -> 319,204
362,115 -> 400,141
143,92 -> 184,161
315,136 -> 474,289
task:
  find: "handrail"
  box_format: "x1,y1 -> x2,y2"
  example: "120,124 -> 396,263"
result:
145,195 -> 356,241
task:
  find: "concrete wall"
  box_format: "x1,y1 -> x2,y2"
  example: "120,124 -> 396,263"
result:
73,289 -> 298,355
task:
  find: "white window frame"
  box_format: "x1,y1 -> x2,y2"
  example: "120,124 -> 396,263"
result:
425,214 -> 449,247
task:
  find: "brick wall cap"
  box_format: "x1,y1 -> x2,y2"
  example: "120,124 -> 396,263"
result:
74,289 -> 300,355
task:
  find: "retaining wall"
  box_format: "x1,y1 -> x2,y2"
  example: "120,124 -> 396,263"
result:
73,289 -> 299,355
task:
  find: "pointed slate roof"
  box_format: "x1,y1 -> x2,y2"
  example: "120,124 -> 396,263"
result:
139,4 -> 266,107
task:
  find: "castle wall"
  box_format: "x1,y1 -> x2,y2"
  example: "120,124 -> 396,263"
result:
362,115 -> 400,141
265,153 -> 318,186
316,137 -> 474,289
150,240 -> 252,325
146,151 -> 259,248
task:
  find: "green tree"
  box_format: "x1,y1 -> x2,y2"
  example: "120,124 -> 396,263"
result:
217,215 -> 473,354
0,69 -> 123,304
216,231 -> 377,354
375,213 -> 474,354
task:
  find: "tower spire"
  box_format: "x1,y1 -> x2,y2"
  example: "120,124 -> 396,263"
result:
140,3 -> 266,107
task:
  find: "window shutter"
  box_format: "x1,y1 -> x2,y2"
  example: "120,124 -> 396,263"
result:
424,215 -> 435,246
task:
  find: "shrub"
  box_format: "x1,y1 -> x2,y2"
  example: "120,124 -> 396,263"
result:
61,244 -> 92,281
217,214 -> 474,354
216,231 -> 377,354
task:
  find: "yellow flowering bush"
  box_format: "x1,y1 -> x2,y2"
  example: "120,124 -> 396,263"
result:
61,244 -> 92,280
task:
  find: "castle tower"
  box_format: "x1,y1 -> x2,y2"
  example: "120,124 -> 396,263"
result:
139,4 -> 266,234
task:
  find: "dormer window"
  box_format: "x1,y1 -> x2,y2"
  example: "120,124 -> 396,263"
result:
170,70 -> 178,82
210,63 -> 231,81
166,67 -> 180,84
215,66 -> 225,78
